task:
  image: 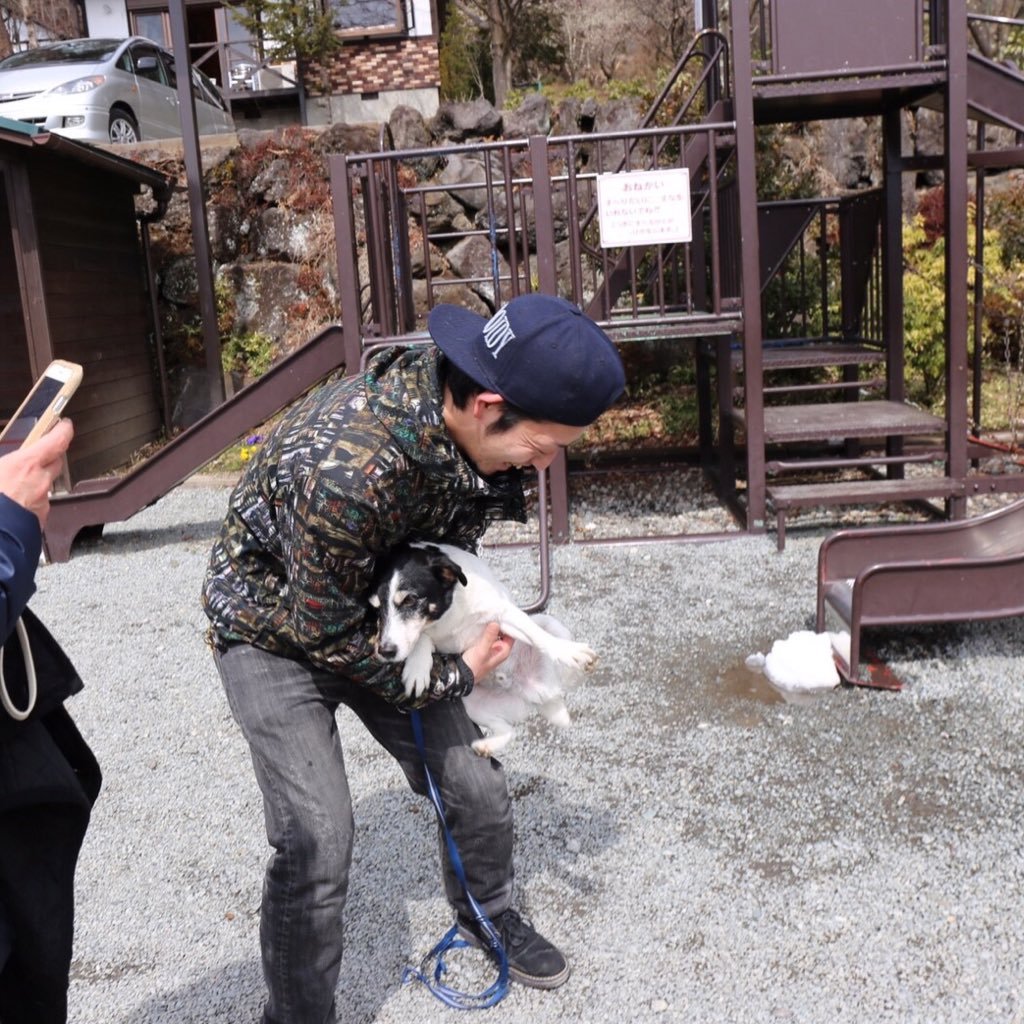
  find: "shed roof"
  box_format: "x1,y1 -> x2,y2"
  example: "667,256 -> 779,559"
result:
0,118 -> 172,203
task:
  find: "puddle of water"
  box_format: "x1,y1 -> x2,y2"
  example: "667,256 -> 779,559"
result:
657,640 -> 840,731
718,663 -> 785,706
718,662 -> 836,710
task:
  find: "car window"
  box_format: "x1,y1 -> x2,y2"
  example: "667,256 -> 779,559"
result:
0,38 -> 120,68
130,43 -> 167,85
158,50 -> 178,89
192,68 -> 227,112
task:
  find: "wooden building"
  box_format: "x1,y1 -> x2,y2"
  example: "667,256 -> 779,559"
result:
0,117 -> 171,482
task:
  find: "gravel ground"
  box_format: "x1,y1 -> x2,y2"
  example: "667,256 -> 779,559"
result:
26,475 -> 1024,1024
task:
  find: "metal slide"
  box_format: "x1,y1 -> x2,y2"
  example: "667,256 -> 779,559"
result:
816,497 -> 1024,684
43,325 -> 346,562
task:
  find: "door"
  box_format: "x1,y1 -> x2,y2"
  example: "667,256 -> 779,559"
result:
127,40 -> 179,138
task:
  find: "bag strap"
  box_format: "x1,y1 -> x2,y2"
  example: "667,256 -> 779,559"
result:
0,618 -> 37,721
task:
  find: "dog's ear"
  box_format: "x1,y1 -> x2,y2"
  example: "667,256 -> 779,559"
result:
429,551 -> 468,589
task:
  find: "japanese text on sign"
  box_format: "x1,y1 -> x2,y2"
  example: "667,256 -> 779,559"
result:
596,168 -> 692,248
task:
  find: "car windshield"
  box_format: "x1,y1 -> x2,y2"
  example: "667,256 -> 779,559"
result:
0,39 -> 120,69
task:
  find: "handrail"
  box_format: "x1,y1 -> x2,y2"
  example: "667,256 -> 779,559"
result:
572,30 -> 731,243
640,28 -> 731,130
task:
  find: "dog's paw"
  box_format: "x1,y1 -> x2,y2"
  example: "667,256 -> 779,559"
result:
550,639 -> 598,673
471,731 -> 514,758
401,649 -> 433,698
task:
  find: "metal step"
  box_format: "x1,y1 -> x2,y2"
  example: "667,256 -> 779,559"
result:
768,475 -> 963,549
735,400 -> 945,444
740,341 -> 886,371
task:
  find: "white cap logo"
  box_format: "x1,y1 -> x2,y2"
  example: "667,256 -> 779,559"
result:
482,307 -> 516,359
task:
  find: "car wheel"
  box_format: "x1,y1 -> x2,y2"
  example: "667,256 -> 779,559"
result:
108,109 -> 140,144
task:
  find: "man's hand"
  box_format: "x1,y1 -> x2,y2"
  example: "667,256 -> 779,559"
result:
461,621 -> 514,683
0,419 -> 74,527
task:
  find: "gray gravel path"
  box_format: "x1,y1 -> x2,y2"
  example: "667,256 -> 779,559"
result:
27,481 -> 1024,1023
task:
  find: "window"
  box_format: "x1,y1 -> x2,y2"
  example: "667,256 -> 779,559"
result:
328,0 -> 406,36
192,67 -> 228,111
129,42 -> 167,84
132,10 -> 171,47
157,48 -> 178,88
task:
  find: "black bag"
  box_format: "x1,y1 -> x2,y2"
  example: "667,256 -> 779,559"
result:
0,609 -> 101,1024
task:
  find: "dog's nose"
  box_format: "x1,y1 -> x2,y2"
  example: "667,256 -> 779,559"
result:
377,641 -> 398,661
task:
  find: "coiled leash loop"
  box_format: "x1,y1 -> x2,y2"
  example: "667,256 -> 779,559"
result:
402,709 -> 510,1009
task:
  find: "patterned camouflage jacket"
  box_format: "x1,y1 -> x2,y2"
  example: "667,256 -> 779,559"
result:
202,347 -> 526,704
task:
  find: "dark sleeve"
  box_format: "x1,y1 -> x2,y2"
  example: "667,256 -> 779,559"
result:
283,471 -> 474,706
0,494 -> 42,645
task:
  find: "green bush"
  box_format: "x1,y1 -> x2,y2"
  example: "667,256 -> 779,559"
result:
439,6 -> 490,101
222,330 -> 275,379
902,214 -> 948,405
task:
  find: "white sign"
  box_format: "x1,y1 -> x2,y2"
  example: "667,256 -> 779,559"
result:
596,168 -> 692,248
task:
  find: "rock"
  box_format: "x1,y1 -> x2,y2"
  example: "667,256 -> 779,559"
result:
414,278 -> 490,325
408,235 -> 444,278
431,98 -> 503,142
160,256 -> 199,307
552,97 -> 583,136
207,202 -> 243,262
438,153 -> 492,213
249,157 -> 295,204
593,97 -> 643,135
502,92 -> 551,139
216,261 -> 317,340
249,206 -> 322,263
388,104 -> 441,176
170,367 -> 218,430
444,235 -> 513,308
310,121 -> 381,156
411,187 -> 468,233
579,97 -> 599,131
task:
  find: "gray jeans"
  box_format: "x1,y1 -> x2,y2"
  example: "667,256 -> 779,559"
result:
213,641 -> 514,1024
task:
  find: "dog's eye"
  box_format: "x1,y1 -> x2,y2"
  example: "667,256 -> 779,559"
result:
398,594 -> 419,609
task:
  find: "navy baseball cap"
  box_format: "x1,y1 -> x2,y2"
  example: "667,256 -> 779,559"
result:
428,294 -> 626,427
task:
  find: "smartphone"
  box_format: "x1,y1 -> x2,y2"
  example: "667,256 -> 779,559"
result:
0,360 -> 83,455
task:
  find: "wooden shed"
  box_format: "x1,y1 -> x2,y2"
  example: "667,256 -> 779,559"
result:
0,117 -> 172,482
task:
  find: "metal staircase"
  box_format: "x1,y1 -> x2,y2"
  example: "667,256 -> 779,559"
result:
711,0 -> 1024,545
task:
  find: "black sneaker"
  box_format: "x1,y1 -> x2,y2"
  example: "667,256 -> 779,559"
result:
457,907 -> 570,989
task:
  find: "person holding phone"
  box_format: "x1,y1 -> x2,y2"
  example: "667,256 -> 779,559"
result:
0,418 -> 102,1024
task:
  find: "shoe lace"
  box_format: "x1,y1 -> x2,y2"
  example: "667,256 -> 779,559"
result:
495,908 -> 533,949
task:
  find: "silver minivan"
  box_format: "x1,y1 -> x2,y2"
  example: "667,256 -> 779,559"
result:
0,36 -> 236,143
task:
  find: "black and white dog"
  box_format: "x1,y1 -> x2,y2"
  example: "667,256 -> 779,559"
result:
369,542 -> 595,756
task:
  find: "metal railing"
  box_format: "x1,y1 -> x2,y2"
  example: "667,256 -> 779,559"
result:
330,19 -> 739,370
186,38 -> 300,106
758,191 -> 883,345
331,118 -> 744,370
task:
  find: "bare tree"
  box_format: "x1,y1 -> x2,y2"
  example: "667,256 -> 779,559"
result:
0,0 -> 86,54
457,0 -> 558,107
967,0 -> 1024,60
635,0 -> 694,69
560,0 -> 636,84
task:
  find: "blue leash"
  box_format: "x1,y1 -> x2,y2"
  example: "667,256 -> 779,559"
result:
402,709 -> 510,1009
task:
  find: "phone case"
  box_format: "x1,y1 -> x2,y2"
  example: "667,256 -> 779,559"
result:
0,360 -> 83,449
